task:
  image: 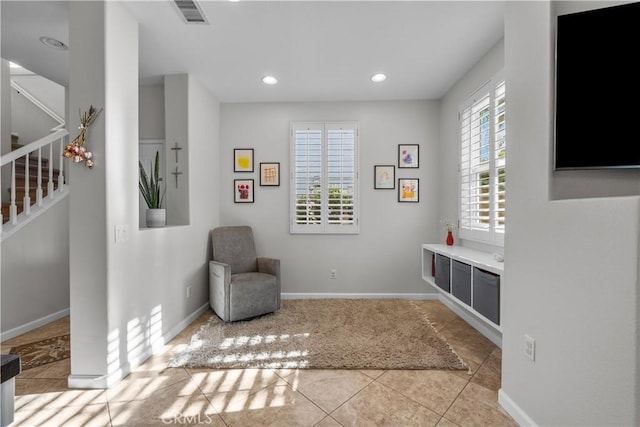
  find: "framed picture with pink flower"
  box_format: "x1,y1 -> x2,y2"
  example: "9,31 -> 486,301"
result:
398,178 -> 419,202
398,144 -> 419,168
234,179 -> 254,203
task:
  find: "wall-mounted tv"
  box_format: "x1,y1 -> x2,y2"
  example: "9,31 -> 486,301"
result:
554,2 -> 640,170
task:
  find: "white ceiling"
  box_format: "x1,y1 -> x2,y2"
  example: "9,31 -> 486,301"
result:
1,1 -> 505,103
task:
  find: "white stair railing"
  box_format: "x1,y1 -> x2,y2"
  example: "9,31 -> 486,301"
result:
0,129 -> 68,232
10,80 -> 65,127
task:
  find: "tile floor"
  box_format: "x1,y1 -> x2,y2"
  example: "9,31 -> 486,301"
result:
1,301 -> 516,427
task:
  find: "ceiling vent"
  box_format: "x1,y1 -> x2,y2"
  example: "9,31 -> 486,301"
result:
173,0 -> 209,24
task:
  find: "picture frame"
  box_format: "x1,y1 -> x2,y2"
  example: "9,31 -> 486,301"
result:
398,144 -> 419,168
234,179 -> 254,203
398,178 -> 419,202
259,162 -> 280,186
234,148 -> 254,172
374,165 -> 395,189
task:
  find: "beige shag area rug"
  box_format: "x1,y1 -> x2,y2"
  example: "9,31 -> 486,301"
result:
10,334 -> 70,370
169,299 -> 467,370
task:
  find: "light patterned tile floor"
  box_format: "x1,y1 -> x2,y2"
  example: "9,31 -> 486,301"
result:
1,301 -> 516,426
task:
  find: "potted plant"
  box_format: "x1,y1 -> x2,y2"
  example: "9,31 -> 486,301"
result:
139,151 -> 166,227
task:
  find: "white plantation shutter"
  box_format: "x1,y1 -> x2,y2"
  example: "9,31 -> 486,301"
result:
460,93 -> 491,232
459,74 -> 506,245
291,122 -> 359,234
293,125 -> 323,231
494,82 -> 506,234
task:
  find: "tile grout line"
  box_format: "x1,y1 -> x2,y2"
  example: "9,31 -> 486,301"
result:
322,371 -> 380,420
183,366 -> 230,427
439,345 -> 496,423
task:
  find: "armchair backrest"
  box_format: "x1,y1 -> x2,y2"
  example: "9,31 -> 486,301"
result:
211,226 -> 258,274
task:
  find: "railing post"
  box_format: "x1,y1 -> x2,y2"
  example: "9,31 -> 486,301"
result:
48,142 -> 55,199
37,147 -> 43,206
23,153 -> 31,215
10,160 -> 17,225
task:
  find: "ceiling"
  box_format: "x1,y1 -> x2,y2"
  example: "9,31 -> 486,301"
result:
1,1 -> 505,103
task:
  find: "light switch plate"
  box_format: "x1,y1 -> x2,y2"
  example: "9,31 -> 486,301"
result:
115,225 -> 129,243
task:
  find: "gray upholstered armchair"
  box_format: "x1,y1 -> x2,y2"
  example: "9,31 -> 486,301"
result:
209,226 -> 281,322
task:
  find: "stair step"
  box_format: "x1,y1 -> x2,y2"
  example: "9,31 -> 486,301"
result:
12,163 -> 58,176
14,158 -> 54,168
14,156 -> 51,167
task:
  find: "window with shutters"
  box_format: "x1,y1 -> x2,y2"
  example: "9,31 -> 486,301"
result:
459,74 -> 505,246
290,122 -> 359,234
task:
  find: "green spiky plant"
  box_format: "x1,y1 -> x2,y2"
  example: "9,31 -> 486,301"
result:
139,151 -> 165,209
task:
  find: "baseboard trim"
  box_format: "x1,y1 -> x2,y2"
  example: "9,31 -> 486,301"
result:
161,302 -> 210,350
437,295 -> 502,347
281,293 -> 439,300
498,388 -> 537,426
0,308 -> 70,341
68,374 -> 108,389
67,303 -> 209,390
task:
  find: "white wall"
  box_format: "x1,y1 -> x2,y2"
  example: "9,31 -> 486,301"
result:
139,84 -> 164,140
220,101 -> 439,296
68,2 -> 219,387
1,197 -> 70,334
10,85 -> 59,144
1,59 -> 11,204
68,1 -> 109,379
1,59 -> 10,155
11,73 -> 65,120
438,39 -> 504,255
164,75 -> 189,226
500,2 -> 640,425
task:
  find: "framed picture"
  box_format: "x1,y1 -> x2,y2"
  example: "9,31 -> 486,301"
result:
260,162 -> 280,186
398,178 -> 419,202
374,165 -> 395,189
398,144 -> 419,168
234,148 -> 254,172
234,179 -> 254,203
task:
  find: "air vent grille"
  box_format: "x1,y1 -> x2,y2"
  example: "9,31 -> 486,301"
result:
173,0 -> 208,24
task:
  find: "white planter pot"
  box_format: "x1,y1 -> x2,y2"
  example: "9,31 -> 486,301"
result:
146,209 -> 166,228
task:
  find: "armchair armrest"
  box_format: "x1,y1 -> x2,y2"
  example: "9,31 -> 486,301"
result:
257,257 -> 279,277
209,260 -> 231,320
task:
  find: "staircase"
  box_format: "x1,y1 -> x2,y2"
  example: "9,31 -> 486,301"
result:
2,156 -> 61,224
1,130 -> 68,234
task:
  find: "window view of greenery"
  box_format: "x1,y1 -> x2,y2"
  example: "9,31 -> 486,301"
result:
295,186 -> 354,225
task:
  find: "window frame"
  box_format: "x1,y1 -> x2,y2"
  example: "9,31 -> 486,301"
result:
290,121 -> 359,235
458,71 -> 505,247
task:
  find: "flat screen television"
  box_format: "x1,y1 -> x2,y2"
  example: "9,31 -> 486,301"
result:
554,2 -> 640,170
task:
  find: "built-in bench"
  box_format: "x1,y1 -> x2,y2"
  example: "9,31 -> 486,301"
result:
1,354 -> 21,427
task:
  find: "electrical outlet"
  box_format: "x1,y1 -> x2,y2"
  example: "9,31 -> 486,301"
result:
330,269 -> 337,279
186,286 -> 192,299
524,335 -> 535,361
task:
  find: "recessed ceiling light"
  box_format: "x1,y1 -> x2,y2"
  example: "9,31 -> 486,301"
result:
39,36 -> 68,51
371,73 -> 387,83
262,76 -> 278,85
